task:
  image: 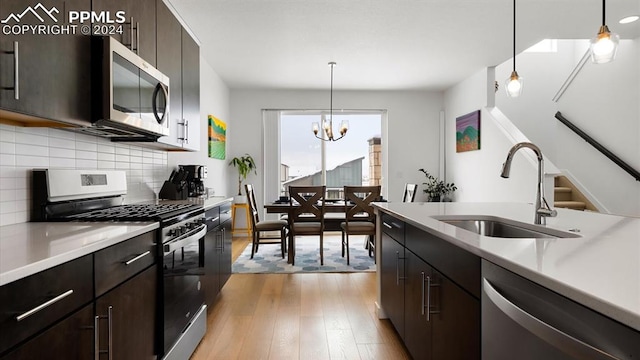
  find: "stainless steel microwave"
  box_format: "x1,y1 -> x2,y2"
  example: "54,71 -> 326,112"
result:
92,36 -> 170,140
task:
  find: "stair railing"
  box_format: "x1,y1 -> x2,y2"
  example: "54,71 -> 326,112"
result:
555,112 -> 640,182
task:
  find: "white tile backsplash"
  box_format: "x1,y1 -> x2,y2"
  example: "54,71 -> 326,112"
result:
0,125 -> 169,226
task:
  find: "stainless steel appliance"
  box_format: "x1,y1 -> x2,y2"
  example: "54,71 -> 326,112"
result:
482,260 -> 639,359
180,165 -> 207,197
31,169 -> 207,360
88,36 -> 170,140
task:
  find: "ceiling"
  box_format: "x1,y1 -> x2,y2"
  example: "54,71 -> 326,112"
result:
168,0 -> 639,91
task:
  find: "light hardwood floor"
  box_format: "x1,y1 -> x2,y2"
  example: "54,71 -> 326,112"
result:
190,236 -> 410,360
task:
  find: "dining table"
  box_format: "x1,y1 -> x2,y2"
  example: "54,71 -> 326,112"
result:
264,200 -> 348,231
264,200 -> 376,264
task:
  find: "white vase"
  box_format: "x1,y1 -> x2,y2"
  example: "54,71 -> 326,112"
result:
234,195 -> 247,204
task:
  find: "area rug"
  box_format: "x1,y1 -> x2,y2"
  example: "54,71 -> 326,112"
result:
232,235 -> 375,273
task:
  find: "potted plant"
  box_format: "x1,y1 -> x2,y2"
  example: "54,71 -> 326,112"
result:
229,154 -> 257,203
418,168 -> 457,202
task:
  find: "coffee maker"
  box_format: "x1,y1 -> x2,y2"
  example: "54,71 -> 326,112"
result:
180,165 -> 207,197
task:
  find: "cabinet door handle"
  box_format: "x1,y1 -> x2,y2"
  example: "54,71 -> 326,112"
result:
184,119 -> 189,144
482,279 -> 618,360
135,21 -> 140,53
2,41 -> 19,100
426,275 -> 432,321
395,251 -> 406,285
94,315 -> 100,360
13,41 -> 19,100
96,305 -> 114,359
15,289 -> 74,321
124,250 -> 151,266
421,272 -> 426,316
108,306 -> 113,360
178,119 -> 189,143
129,17 -> 134,52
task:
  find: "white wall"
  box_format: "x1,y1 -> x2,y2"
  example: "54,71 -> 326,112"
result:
444,68 -> 541,206
168,56 -> 231,197
228,89 -> 443,207
495,39 -> 640,216
0,125 -> 169,226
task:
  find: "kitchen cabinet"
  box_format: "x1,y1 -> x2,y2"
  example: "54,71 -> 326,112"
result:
380,212 -> 480,359
0,231 -> 158,359
91,0 -> 157,65
156,0 -> 200,151
0,304 -> 94,360
0,0 -> 92,124
94,231 -> 157,360
203,202 -> 232,307
0,255 -> 93,357
95,266 -> 157,360
404,249 -> 480,359
180,29 -> 200,151
380,222 -> 405,339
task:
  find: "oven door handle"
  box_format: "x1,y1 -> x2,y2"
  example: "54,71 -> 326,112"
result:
163,225 -> 206,254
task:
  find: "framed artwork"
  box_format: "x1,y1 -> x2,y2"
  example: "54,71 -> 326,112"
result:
208,115 -> 226,159
456,110 -> 480,152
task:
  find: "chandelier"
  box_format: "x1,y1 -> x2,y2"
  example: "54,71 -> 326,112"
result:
312,62 -> 349,141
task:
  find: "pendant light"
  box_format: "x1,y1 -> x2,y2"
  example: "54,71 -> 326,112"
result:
505,0 -> 523,98
590,0 -> 619,64
312,62 -> 348,141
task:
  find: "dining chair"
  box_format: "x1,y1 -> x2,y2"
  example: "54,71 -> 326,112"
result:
341,185 -> 381,265
403,183 -> 419,202
245,184 -> 288,259
287,185 -> 326,265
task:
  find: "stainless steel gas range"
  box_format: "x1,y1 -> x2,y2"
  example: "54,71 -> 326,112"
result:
32,169 -> 208,360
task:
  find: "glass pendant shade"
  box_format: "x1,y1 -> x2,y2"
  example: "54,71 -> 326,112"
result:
505,70 -> 523,98
590,25 -> 619,64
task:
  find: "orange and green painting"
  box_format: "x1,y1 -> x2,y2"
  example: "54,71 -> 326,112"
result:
456,110 -> 480,152
208,115 -> 226,159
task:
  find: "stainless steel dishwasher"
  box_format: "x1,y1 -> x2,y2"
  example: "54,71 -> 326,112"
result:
481,260 -> 640,359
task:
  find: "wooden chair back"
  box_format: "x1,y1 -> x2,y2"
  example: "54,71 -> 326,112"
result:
245,184 -> 260,228
344,185 -> 381,222
403,183 -> 418,203
288,186 -> 326,222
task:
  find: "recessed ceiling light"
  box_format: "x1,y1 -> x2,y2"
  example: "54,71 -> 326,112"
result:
619,15 -> 639,24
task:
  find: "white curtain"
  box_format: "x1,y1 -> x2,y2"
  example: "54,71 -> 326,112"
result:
262,110 -> 281,220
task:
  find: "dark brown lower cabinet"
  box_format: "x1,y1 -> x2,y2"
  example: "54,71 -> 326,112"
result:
95,266 -> 157,360
380,232 -> 405,339
380,213 -> 480,360
432,271 -> 480,359
404,251 -> 433,360
203,203 -> 233,307
0,304 -> 94,360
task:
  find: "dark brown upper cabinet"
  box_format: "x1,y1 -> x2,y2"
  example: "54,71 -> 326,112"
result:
0,0 -> 92,124
92,0 -> 157,66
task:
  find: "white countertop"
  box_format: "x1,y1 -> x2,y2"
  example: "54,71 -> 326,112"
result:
373,202 -> 640,331
0,222 -> 159,286
155,196 -> 233,210
0,197 -> 233,287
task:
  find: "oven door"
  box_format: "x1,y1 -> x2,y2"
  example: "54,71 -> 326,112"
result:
162,224 -> 206,355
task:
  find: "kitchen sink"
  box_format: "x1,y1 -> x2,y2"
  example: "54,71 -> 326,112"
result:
432,215 -> 581,238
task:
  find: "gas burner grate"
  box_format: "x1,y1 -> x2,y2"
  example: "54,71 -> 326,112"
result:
64,203 -> 200,222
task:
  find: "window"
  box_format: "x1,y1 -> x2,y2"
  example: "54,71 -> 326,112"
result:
280,111 -> 382,199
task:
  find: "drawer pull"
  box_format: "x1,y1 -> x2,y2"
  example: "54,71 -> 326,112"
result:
383,222 -> 393,229
124,250 -> 151,266
16,289 -> 74,322
208,216 -> 220,223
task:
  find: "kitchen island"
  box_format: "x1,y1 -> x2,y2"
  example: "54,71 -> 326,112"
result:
374,202 -> 640,359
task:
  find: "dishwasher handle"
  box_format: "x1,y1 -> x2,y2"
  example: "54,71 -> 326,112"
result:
482,278 -> 619,360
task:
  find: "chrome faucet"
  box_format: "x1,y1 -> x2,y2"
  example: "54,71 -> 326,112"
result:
500,142 -> 557,225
